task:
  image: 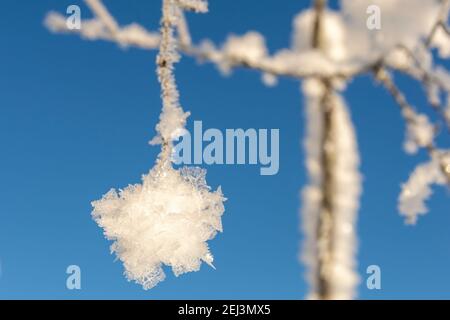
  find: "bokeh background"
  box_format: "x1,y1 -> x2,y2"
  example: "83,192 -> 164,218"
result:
0,0 -> 449,299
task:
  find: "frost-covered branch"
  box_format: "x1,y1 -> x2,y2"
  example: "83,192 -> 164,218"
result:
44,0 -> 368,80
44,9 -> 160,49
300,0 -> 361,300
388,0 -> 450,130
375,67 -> 450,182
45,0 -> 450,83
386,45 -> 450,131
46,0 -> 450,299
91,0 -> 225,290
301,79 -> 361,300
375,67 -> 450,223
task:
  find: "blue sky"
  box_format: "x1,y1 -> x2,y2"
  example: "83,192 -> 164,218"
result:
0,0 -> 449,299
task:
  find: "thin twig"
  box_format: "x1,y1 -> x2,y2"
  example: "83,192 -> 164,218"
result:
425,0 -> 450,47
375,67 -> 450,184
84,0 -> 120,36
391,45 -> 450,131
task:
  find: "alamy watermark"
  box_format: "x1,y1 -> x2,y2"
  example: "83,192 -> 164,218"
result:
367,5 -> 382,30
366,264 -> 381,290
66,5 -> 81,30
66,265 -> 81,290
172,121 -> 279,176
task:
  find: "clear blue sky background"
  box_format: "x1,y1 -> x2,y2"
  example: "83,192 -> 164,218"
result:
0,0 -> 449,299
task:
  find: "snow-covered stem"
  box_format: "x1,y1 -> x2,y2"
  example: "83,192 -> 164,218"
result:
375,67 -> 450,184
158,0 -> 181,130
176,8 -> 192,48
311,0 -> 327,50
301,78 -> 361,300
316,80 -> 340,299
302,0 -> 361,300
310,0 -> 336,300
151,0 -> 190,160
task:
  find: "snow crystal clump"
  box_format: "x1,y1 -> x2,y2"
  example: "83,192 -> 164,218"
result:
92,165 -> 225,290
403,111 -> 435,154
220,31 -> 267,71
341,0 -> 440,60
176,0 -> 208,13
432,26 -> 450,58
399,152 -> 449,224
293,9 -> 348,62
291,1 -> 441,69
